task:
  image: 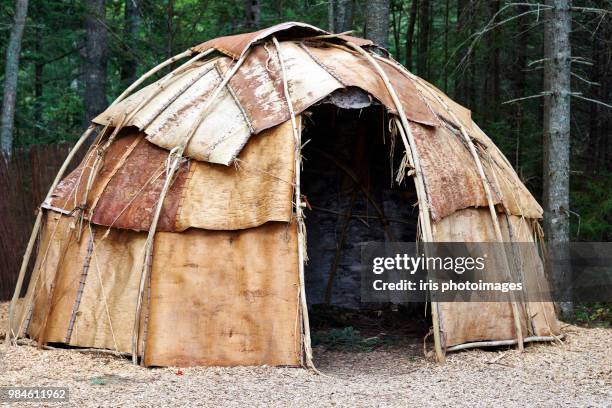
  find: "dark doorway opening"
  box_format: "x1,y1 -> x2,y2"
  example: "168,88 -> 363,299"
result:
300,100 -> 430,357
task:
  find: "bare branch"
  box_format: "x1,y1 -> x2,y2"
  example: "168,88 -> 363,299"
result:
571,94 -> 612,109
502,92 -> 551,105
451,5 -> 551,76
528,58 -> 549,66
571,72 -> 600,86
572,60 -> 594,66
571,6 -> 612,15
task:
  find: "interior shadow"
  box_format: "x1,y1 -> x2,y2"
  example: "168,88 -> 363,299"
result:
300,101 -> 430,362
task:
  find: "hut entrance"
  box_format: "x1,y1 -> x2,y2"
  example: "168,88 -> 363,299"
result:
301,98 -> 430,354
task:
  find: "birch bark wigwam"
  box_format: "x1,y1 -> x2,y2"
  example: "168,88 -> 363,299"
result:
5,23 -> 562,366
0,0 -> 29,158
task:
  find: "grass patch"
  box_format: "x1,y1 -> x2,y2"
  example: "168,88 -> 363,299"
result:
312,327 -> 396,352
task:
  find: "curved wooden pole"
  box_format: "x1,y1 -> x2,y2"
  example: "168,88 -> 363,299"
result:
109,49 -> 194,108
371,52 -> 525,352
5,124 -> 96,345
345,42 -> 445,363
272,37 -> 315,370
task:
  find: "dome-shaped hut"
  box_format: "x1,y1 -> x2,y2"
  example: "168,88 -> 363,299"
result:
6,22 -> 560,367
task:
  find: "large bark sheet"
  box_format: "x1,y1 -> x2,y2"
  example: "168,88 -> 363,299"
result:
43,120 -> 295,232
24,212 -> 300,367
409,121 -> 542,222
145,221 -> 300,367
433,208 -> 559,348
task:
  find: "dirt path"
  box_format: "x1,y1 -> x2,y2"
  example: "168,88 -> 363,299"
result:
1,302 -> 610,407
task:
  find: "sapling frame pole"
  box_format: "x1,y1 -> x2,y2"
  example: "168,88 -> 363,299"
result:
5,124 -> 96,345
131,49 -> 251,365
345,42 -> 445,364
8,49 -> 214,348
272,37 -> 315,370
394,121 -> 445,363
445,335 -> 563,352
374,53 -> 526,351
8,49 -> 213,349
109,49 -> 194,108
410,75 -> 525,352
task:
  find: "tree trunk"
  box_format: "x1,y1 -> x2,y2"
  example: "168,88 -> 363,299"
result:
0,0 -> 29,158
121,0 -> 140,86
484,0 -> 500,120
416,0 -> 430,77
83,0 -> 108,125
365,0 -> 390,49
328,0 -> 334,32
443,0 -> 449,91
405,0 -> 418,69
335,0 -> 354,33
34,30 -> 43,139
166,0 -> 175,60
543,0 -> 572,317
244,0 -> 261,30
454,0 -> 468,103
390,0 -> 403,59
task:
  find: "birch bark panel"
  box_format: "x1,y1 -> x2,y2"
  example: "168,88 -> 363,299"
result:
67,227 -> 145,353
144,221 -> 301,367
92,58 -> 222,128
25,212 -> 68,340
303,44 -> 437,127
410,123 -> 493,221
176,120 -> 295,231
433,208 -> 528,347
224,42 -> 342,135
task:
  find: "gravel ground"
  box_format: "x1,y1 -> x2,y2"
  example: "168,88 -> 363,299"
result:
1,301 -> 610,407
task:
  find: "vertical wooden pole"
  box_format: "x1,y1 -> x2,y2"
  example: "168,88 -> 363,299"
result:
272,37 -> 315,369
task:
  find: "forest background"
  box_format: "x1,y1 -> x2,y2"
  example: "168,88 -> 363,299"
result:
0,0 -> 610,322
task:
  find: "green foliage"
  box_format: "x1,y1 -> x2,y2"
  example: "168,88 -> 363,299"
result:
89,376 -> 107,386
572,303 -> 611,328
0,0 -> 609,245
571,173 -> 612,241
312,327 -> 395,352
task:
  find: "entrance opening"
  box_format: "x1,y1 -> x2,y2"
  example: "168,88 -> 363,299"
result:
301,97 -> 430,360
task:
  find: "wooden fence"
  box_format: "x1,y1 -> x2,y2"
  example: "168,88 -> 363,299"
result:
0,144 -> 84,300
